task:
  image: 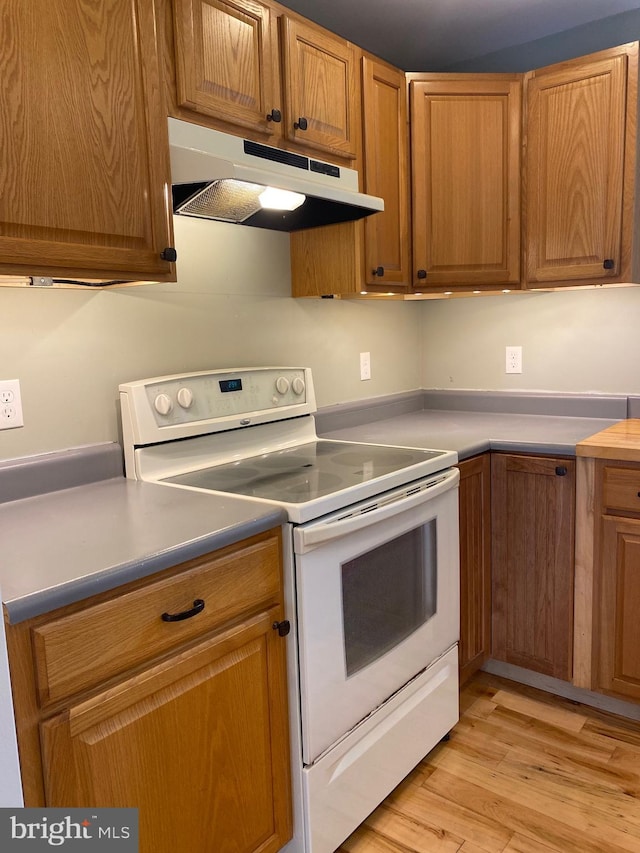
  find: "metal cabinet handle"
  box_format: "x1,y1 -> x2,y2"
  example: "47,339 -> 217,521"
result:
372,266 -> 384,277
416,269 -> 427,280
603,259 -> 615,270
161,599 -> 205,622
267,108 -> 282,122
272,620 -> 291,637
160,247 -> 177,262
555,466 -> 567,476
294,117 -> 308,131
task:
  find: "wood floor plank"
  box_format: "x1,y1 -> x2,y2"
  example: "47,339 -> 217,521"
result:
489,689 -> 587,733
424,767 -> 631,853
502,834 -> 562,853
427,752 -> 640,853
387,776 -> 512,853
364,804 -> 465,853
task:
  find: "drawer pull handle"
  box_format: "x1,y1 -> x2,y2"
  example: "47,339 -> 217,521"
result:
161,599 -> 205,622
555,466 -> 567,476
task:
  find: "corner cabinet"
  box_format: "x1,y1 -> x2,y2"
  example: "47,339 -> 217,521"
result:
5,529 -> 292,853
524,42 -> 639,288
0,0 -> 175,283
458,454 -> 492,686
491,453 -> 575,681
290,56 -> 410,297
408,75 -> 521,293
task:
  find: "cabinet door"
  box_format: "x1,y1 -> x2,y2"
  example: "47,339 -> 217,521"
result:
172,0 -> 281,137
458,454 -> 492,686
281,17 -> 358,159
597,517 -> 640,701
40,609 -> 292,853
362,58 -> 410,289
525,44 -> 636,285
410,76 -> 521,290
491,454 -> 575,680
0,0 -> 175,282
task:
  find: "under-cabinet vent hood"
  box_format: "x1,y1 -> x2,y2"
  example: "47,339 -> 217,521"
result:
168,118 -> 384,232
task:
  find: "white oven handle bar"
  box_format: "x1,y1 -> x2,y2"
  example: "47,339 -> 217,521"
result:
294,466 -> 459,551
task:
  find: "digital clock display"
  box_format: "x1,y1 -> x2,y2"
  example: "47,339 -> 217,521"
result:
219,378 -> 243,393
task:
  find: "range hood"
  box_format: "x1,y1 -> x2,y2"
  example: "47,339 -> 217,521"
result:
168,118 -> 383,232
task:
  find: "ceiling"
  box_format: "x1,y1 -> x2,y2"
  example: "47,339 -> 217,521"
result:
279,0 -> 640,70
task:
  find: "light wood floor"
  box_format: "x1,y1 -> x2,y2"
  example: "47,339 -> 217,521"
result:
338,672 -> 640,853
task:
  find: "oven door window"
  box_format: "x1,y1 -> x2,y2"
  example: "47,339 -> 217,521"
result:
341,520 -> 437,677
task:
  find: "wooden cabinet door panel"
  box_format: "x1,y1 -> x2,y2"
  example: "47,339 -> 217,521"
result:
410,77 -> 521,288
598,517 -> 640,700
173,0 -> 280,136
492,454 -> 575,680
525,46 -> 635,284
0,0 -> 174,281
362,58 -> 410,288
40,609 -> 292,853
458,455 -> 492,685
281,17 -> 358,159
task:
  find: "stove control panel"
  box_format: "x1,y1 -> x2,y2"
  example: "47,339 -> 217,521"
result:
120,367 -> 315,448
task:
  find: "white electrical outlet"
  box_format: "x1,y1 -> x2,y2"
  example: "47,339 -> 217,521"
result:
360,352 -> 371,381
505,346 -> 523,374
0,379 -> 24,429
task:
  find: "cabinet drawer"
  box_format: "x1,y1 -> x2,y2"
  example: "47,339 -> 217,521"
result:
32,532 -> 281,705
602,466 -> 640,514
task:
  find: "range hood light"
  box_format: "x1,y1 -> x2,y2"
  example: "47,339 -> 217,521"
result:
259,187 -> 306,211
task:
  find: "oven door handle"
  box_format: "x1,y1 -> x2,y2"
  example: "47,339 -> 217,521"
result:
294,467 -> 459,551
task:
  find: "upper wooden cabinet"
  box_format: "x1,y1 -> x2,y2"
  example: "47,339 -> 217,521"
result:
524,43 -> 639,288
361,58 -> 411,289
290,55 -> 410,297
280,16 -> 358,159
169,0 -> 359,161
409,75 -> 522,292
172,0 -> 281,138
0,0 -> 175,283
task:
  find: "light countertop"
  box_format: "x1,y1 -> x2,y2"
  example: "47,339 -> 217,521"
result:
0,476 -> 285,623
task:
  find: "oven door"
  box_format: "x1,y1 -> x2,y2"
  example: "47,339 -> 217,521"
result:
292,467 -> 459,765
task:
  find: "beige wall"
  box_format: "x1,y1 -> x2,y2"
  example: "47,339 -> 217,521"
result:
418,286 -> 640,393
0,217 -> 421,460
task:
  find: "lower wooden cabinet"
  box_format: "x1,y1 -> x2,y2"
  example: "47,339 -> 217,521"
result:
491,453 -> 575,681
597,515 -> 640,700
458,454 -> 492,685
6,529 -> 292,853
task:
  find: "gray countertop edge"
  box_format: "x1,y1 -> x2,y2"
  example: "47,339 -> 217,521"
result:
3,506 -> 287,624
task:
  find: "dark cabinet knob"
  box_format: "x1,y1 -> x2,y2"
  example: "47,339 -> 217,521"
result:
272,620 -> 291,637
416,269 -> 427,280
267,108 -> 282,123
294,117 -> 308,131
372,266 -> 385,277
555,466 -> 568,476
603,259 -> 615,270
160,247 -> 177,262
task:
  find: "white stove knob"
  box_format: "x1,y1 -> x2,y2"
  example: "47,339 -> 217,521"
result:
177,387 -> 194,409
292,377 -> 305,396
275,376 -> 290,395
154,393 -> 173,416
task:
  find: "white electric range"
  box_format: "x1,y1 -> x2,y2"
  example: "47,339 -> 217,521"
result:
120,367 -> 460,853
